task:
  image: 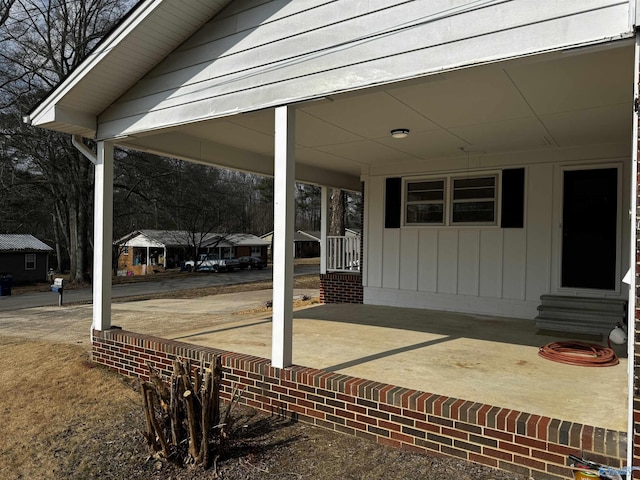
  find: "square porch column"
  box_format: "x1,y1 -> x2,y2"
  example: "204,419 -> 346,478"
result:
272,105 -> 295,369
92,141 -> 114,331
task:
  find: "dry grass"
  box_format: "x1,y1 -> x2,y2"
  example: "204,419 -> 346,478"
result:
0,338 -> 143,479
0,337 -> 526,480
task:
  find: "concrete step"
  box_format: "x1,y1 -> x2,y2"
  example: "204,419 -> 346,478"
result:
535,318 -> 612,336
535,307 -> 622,323
538,294 -> 626,312
535,295 -> 626,336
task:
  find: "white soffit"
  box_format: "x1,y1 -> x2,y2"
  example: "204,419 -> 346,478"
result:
27,0 -> 231,135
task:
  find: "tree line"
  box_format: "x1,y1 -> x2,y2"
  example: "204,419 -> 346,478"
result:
0,0 -> 360,283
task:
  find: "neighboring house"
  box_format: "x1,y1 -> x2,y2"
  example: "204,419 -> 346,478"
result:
261,230 -> 322,258
294,231 -> 320,258
27,1 -> 640,476
115,229 -> 268,275
223,233 -> 270,260
0,234 -> 53,283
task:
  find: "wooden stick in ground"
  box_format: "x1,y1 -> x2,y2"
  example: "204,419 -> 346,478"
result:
146,387 -> 170,458
146,363 -> 170,406
211,356 -> 222,428
198,363 -> 213,466
141,383 -> 157,452
180,361 -> 200,459
170,371 -> 180,446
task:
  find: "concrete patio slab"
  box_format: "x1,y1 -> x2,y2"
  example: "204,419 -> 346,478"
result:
116,291 -> 627,432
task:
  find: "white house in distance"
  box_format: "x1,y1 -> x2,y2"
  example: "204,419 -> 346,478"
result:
25,1 -> 640,477
114,229 -> 269,275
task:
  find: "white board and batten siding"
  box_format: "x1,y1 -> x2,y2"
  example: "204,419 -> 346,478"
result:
363,158 -> 631,320
96,0 -> 631,140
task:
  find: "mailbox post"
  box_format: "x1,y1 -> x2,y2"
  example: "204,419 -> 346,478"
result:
51,278 -> 64,306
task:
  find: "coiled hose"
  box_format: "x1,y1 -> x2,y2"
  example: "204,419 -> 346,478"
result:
538,341 -> 619,367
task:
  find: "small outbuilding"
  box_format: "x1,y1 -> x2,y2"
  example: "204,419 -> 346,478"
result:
0,234 -> 53,283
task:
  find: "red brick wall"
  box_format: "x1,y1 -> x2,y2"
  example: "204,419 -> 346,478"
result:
93,329 -> 625,479
320,273 -> 363,304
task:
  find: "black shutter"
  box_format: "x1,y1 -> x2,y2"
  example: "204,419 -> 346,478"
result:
501,168 -> 525,228
385,177 -> 402,228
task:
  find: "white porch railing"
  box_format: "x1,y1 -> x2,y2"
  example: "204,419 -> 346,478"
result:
327,236 -> 360,272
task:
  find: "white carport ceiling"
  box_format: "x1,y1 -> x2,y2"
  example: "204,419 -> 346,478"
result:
123,42 -> 634,179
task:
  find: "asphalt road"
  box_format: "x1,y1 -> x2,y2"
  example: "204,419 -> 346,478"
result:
0,264 -> 319,312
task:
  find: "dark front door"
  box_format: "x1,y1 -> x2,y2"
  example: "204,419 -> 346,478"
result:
561,168 -> 617,290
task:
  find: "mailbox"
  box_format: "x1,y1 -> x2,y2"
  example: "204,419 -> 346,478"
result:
50,278 -> 64,292
51,278 -> 64,306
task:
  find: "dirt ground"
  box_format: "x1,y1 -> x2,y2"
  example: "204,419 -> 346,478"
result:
1,274 -> 529,480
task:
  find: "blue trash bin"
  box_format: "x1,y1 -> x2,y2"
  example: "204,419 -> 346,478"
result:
0,274 -> 13,296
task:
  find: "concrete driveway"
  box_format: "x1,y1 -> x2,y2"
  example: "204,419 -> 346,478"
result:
0,264 -> 318,312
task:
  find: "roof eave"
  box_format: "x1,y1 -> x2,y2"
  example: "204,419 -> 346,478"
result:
25,0 -> 231,137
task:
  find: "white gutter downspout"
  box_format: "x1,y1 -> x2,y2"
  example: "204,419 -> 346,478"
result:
627,32 -> 639,473
72,135 -> 96,164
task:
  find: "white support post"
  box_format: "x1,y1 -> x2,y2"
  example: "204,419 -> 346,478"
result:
625,32 -> 640,472
92,141 -> 114,332
272,105 -> 295,369
320,186 -> 329,275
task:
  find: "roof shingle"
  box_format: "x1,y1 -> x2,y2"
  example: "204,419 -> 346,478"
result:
0,234 -> 53,252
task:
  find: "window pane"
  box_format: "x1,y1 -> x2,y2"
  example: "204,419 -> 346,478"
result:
406,204 -> 444,224
25,253 -> 36,270
452,201 -> 495,223
407,190 -> 444,202
406,181 -> 444,201
407,181 -> 444,191
454,177 -> 495,189
453,187 -> 495,200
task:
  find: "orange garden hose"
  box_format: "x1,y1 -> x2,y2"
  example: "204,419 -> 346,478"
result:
538,341 -> 619,367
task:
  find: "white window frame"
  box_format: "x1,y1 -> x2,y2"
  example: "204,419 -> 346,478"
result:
404,178 -> 447,226
251,246 -> 262,256
25,253 -> 36,270
449,174 -> 498,226
403,172 -> 500,227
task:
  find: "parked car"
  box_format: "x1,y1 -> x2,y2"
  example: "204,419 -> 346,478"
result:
238,256 -> 267,270
183,254 -> 240,272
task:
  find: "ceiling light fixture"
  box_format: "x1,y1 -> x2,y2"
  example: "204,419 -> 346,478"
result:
390,128 -> 409,139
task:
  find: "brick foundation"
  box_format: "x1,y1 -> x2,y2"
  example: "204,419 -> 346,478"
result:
93,329 -> 625,479
320,272 -> 363,304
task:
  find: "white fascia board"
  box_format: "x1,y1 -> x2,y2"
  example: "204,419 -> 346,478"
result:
127,236 -> 164,248
297,231 -> 321,241
26,0 -> 191,133
28,105 -> 95,136
49,105 -> 96,133
113,230 -> 140,245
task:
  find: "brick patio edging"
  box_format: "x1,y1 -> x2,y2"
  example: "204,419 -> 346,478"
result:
92,328 -> 625,479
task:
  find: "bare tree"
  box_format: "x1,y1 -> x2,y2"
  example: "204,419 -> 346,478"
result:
0,0 -> 130,281
0,0 -> 16,29
329,188 -> 345,236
